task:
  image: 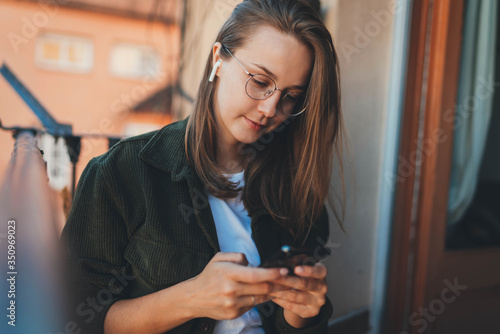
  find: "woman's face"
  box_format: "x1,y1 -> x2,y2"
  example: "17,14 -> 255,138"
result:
212,25 -> 313,150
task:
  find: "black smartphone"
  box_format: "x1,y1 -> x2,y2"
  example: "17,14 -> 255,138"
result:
259,245 -> 323,275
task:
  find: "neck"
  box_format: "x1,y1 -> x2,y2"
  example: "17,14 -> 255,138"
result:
215,139 -> 244,174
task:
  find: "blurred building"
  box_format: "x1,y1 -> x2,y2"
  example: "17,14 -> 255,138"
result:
0,0 -> 181,193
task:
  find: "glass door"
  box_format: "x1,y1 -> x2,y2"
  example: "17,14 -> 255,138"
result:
446,0 -> 500,250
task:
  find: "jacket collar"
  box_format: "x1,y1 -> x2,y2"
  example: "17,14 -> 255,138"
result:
138,117 -> 194,182
138,117 -> 221,251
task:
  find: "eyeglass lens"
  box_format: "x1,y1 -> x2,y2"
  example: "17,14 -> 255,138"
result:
246,74 -> 305,116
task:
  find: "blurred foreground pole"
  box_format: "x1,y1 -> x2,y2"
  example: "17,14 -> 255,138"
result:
0,131 -> 68,333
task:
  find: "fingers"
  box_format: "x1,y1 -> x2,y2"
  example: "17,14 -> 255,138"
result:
211,252 -> 249,266
219,294 -> 275,319
272,297 -> 321,319
225,264 -> 289,283
269,288 -> 325,306
294,263 -> 327,279
271,275 -> 327,294
269,285 -> 326,320
266,263 -> 328,319
238,294 -> 274,307
235,281 -> 290,297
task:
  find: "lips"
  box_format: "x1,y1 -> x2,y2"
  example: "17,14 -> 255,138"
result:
244,117 -> 267,131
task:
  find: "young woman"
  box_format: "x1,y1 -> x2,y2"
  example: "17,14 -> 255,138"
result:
61,0 -> 343,333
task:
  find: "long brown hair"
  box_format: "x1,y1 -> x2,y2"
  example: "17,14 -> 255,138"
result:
185,0 -> 344,242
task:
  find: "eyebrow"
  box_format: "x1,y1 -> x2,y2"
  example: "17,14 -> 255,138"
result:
251,62 -> 277,79
251,62 -> 306,91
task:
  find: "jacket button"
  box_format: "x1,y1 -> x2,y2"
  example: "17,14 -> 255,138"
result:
202,321 -> 210,331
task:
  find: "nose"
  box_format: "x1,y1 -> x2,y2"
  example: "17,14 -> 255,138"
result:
257,91 -> 281,118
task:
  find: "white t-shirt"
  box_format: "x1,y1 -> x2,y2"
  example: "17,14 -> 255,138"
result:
207,171 -> 265,334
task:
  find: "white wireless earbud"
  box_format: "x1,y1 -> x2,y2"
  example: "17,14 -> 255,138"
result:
208,59 -> 222,82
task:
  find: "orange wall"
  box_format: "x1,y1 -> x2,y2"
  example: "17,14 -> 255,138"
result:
0,0 -> 179,186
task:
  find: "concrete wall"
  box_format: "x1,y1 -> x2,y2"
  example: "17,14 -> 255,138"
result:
322,0 -> 398,319
177,0 -> 401,323
175,0 -> 238,118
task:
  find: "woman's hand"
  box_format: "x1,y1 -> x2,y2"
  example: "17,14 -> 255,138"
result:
104,252 -> 288,333
184,252 -> 289,320
268,263 -> 328,328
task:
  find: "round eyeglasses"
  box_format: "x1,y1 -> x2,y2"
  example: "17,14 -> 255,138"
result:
222,45 -> 307,117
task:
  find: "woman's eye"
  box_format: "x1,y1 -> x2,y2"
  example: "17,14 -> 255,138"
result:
252,78 -> 267,87
284,94 -> 299,103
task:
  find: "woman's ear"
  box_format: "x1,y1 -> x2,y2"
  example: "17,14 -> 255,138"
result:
209,42 -> 223,82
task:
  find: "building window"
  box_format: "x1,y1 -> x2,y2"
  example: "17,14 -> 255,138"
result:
123,122 -> 161,137
35,33 -> 94,73
38,133 -> 71,191
109,43 -> 160,79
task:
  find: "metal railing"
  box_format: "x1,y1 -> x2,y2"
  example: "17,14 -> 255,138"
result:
0,62 -> 121,199
0,131 -> 68,332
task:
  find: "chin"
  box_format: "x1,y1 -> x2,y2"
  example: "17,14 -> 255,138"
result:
235,134 -> 260,145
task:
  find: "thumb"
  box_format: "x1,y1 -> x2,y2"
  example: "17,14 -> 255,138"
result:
212,252 -> 249,266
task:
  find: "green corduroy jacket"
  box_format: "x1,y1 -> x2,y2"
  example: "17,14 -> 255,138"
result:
60,117 -> 333,334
